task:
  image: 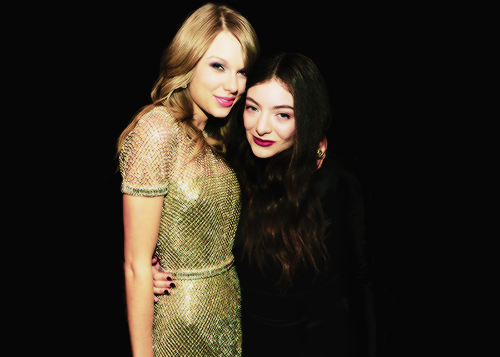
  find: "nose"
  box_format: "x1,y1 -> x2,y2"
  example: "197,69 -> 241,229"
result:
255,112 -> 272,136
224,72 -> 238,94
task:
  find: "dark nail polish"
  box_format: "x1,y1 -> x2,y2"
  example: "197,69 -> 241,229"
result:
164,290 -> 170,295
170,283 -> 176,288
167,277 -> 172,281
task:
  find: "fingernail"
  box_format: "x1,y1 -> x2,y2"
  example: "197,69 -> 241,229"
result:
170,283 -> 176,288
164,290 -> 170,295
167,277 -> 172,281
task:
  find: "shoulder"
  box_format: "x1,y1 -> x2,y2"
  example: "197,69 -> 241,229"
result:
134,106 -> 178,137
123,106 -> 181,149
320,154 -> 361,182
313,154 -> 362,198
120,106 -> 180,159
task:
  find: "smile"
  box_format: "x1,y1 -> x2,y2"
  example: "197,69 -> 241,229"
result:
252,135 -> 276,147
214,96 -> 235,107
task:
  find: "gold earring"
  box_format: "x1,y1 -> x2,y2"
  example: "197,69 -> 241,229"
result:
317,149 -> 324,158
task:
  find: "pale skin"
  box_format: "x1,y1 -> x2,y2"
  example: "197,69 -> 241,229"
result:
243,79 -> 327,166
124,195 -> 163,357
151,80 -> 328,295
189,31 -> 247,130
244,80 -> 296,159
124,30 -> 246,356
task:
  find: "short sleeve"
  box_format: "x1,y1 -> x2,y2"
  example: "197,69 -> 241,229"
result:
119,108 -> 176,196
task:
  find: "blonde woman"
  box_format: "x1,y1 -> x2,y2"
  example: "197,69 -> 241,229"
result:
118,3 -> 259,356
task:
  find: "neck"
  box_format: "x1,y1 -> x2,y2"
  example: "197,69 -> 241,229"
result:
193,115 -> 208,131
192,104 -> 209,131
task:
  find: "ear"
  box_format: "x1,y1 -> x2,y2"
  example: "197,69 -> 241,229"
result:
317,135 -> 327,169
318,135 -> 327,154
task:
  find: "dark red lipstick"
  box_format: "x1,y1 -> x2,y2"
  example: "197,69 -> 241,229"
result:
252,135 -> 275,147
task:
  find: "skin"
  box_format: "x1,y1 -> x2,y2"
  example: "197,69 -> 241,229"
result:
151,79 -> 328,296
189,31 -> 247,130
244,80 -> 296,159
124,30 -> 246,357
124,195 -> 164,357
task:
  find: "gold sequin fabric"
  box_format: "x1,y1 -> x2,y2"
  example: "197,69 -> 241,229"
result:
120,106 -> 242,356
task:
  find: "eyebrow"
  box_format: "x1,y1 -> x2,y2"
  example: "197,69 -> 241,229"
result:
246,96 -> 294,110
207,56 -> 227,64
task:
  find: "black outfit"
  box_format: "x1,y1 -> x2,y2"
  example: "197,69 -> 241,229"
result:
233,155 -> 375,357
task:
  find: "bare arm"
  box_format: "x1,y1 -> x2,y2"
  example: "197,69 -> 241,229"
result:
123,194 -> 164,357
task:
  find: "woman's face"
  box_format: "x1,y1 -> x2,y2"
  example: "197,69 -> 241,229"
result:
244,79 -> 295,158
189,31 -> 247,123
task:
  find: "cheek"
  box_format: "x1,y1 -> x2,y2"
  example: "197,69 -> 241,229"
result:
189,72 -> 203,99
192,67 -> 214,92
276,122 -> 296,141
243,113 -> 254,131
238,77 -> 247,93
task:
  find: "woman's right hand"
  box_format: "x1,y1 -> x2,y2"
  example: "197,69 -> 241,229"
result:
152,256 -> 176,302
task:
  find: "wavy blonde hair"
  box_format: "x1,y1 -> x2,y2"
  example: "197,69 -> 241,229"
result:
117,3 -> 259,157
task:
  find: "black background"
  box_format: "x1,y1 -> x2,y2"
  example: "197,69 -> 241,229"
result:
48,1 -> 458,355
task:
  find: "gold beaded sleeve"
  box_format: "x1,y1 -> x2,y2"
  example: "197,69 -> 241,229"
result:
119,107 -> 176,197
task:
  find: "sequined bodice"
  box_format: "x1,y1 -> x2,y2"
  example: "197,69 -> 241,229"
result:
120,106 -> 242,356
120,106 -> 240,271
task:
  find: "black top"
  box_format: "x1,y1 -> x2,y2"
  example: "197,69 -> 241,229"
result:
233,155 -> 375,357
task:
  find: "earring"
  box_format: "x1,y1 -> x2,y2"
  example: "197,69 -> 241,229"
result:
181,84 -> 187,89
317,149 -> 325,158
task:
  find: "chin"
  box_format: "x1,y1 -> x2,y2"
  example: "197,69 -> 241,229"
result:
250,145 -> 273,159
210,107 -> 232,119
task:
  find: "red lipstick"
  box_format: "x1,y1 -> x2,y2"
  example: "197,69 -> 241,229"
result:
252,135 -> 275,147
214,96 -> 235,107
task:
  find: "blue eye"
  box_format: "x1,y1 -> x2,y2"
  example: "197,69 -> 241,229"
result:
239,70 -> 247,77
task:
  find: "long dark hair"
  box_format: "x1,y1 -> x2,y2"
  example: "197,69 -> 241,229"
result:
226,53 -> 332,290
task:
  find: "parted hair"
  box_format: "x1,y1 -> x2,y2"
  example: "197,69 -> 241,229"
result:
226,53 -> 332,290
117,3 -> 259,156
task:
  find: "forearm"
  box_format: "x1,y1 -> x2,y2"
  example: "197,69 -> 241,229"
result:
122,194 -> 163,356
125,263 -> 155,357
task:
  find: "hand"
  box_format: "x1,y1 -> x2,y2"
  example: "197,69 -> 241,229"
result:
152,256 -> 176,302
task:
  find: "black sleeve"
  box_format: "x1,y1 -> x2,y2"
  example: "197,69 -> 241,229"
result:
315,156 -> 377,357
344,171 -> 376,357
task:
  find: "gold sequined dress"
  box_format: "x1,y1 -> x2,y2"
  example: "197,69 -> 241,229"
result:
120,106 -> 242,356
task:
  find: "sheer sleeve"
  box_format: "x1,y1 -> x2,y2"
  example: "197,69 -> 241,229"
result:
119,107 -> 176,197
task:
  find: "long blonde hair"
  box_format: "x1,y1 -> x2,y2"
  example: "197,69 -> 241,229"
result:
117,3 -> 259,157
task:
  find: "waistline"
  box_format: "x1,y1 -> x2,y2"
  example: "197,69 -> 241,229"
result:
171,257 -> 234,280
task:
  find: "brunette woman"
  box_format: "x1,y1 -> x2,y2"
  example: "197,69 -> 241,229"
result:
227,52 -> 370,356
153,53 -> 374,356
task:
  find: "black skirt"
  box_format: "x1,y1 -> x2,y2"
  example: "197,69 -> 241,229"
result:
239,273 -> 357,357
